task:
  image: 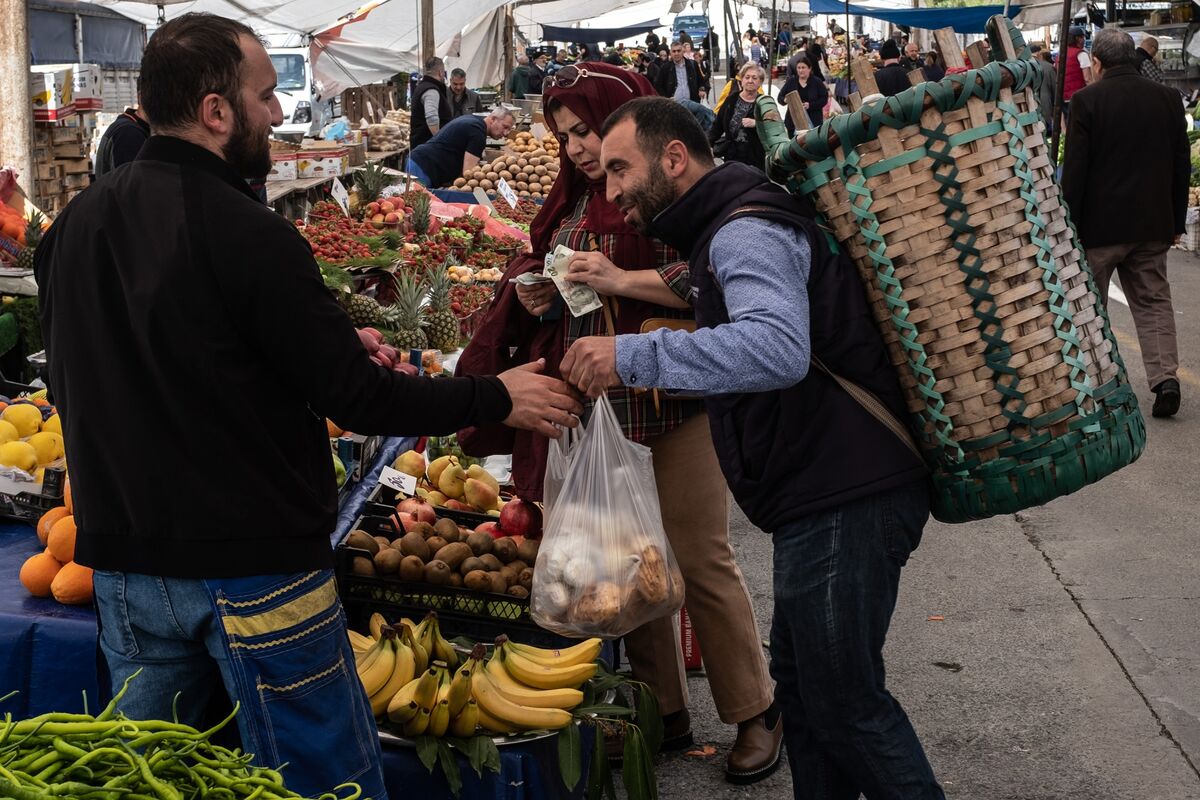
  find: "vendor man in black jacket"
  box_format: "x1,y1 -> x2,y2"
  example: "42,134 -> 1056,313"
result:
35,14 -> 580,800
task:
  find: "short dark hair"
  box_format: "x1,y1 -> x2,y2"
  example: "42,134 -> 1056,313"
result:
424,56 -> 444,74
601,97 -> 714,167
1091,28 -> 1136,68
450,67 -> 467,80
139,13 -> 258,131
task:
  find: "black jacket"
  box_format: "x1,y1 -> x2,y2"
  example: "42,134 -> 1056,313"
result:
710,86 -> 766,168
648,163 -> 926,530
779,76 -> 829,134
35,136 -> 512,578
410,75 -> 451,149
654,57 -> 706,102
94,108 -> 150,178
1062,64 -> 1189,247
449,88 -> 485,119
874,63 -> 912,97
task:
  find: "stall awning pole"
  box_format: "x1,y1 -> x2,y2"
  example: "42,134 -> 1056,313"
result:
1051,0 -> 1071,164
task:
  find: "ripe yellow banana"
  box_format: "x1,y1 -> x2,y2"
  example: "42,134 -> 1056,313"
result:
471,671 -> 573,731
402,706 -> 431,737
485,652 -> 583,710
369,634 -> 417,717
411,665 -> 441,712
347,629 -> 375,654
356,635 -> 396,697
446,660 -> 477,717
386,676 -> 421,721
449,699 -> 480,738
369,613 -> 389,640
501,646 -> 596,691
476,704 -> 516,735
387,699 -> 420,725
506,638 -> 602,668
428,698 -> 452,737
398,622 -> 429,675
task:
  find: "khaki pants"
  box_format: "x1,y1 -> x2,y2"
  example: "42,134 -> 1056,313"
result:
621,412 -> 774,724
1087,241 -> 1178,389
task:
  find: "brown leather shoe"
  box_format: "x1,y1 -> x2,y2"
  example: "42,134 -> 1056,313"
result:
725,706 -> 784,785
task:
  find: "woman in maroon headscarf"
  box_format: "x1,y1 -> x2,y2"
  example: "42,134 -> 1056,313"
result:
456,64 -> 780,783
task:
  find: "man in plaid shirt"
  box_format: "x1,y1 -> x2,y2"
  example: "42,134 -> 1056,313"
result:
1136,36 -> 1167,84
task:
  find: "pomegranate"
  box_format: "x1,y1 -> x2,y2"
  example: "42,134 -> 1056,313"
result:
390,511 -> 425,534
475,521 -> 503,539
500,497 -> 543,540
396,496 -> 436,524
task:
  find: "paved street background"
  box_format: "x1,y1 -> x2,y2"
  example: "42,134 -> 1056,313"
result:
647,249 -> 1200,798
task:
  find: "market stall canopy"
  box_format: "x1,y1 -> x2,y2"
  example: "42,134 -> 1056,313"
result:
30,0 -> 146,68
539,18 -> 662,43
95,0 -> 366,35
808,0 -> 1018,33
1012,0 -> 1085,28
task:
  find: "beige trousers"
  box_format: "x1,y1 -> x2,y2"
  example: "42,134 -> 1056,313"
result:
621,412 -> 774,724
1087,241 -> 1179,389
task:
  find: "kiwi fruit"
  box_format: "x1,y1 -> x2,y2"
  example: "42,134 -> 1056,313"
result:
488,572 -> 508,594
425,536 -> 449,554
466,531 -> 493,556
399,555 -> 425,582
433,518 -> 459,541
448,572 -> 464,588
434,542 -> 472,570
507,585 -> 530,599
464,570 -> 492,592
398,532 -> 430,561
346,530 -> 380,556
492,537 -> 519,564
478,554 -> 503,572
519,568 -> 534,591
459,556 -> 484,576
510,559 -> 530,574
516,539 -> 540,565
373,548 -> 402,574
499,564 -> 521,586
424,560 -> 452,585
410,521 -> 437,540
351,556 -> 376,577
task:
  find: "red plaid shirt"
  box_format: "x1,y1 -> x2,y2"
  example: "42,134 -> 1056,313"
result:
551,193 -> 705,442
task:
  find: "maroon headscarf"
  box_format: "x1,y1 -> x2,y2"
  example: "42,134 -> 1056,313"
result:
455,64 -> 660,500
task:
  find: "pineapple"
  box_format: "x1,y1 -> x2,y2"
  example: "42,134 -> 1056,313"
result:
354,162 -> 390,207
15,212 -> 45,271
424,265 -> 460,352
388,272 -> 429,351
343,293 -> 386,327
410,193 -> 431,238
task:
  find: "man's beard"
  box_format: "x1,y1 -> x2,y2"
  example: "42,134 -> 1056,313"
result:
622,159 -> 679,235
222,98 -> 272,180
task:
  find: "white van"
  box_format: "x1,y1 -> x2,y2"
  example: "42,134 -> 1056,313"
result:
268,47 -> 327,138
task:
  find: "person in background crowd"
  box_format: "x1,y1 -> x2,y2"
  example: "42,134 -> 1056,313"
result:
1062,25 -> 1094,113
676,97 -> 716,133
923,48 -> 947,82
1030,45 -> 1058,135
35,15 -> 582,800
447,68 -> 485,119
604,48 -> 625,66
528,53 -> 550,95
679,29 -> 694,48
655,41 -> 708,103
706,26 -> 720,61
1136,36 -> 1167,84
407,107 -> 515,188
457,64 -> 783,785
646,31 -> 661,53
709,62 -> 770,167
749,36 -> 765,68
807,35 -> 829,81
874,39 -> 911,96
410,56 -> 451,149
507,54 -> 531,100
547,50 -> 571,76
901,41 -> 923,72
565,95 -> 939,799
777,22 -> 792,54
94,103 -> 150,178
779,57 -> 829,135
1062,28 -> 1187,418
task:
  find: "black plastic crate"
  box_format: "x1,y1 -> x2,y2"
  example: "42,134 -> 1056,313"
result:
335,513 -> 572,649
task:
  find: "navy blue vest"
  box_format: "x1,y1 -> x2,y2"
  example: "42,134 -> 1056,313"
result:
650,163 -> 926,530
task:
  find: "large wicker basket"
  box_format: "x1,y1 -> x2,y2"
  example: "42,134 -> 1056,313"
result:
757,17 -> 1145,523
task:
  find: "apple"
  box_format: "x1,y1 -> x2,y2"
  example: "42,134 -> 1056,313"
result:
384,212 -> 400,226
371,213 -> 386,229
499,497 -> 543,540
366,201 -> 380,215
380,200 -> 396,214
396,496 -> 436,524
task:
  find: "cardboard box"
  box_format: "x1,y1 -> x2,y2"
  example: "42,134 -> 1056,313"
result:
35,64 -> 103,111
267,153 -> 298,181
30,69 -> 75,122
297,148 -> 348,179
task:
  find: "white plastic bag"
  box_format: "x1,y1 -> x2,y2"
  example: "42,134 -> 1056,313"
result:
531,395 -> 685,638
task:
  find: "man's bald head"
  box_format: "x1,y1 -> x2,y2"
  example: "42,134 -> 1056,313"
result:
1141,36 -> 1159,57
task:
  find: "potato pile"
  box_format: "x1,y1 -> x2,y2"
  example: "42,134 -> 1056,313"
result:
367,121 -> 407,152
508,131 -> 542,153
452,149 -> 560,199
346,518 -> 539,600
541,134 -> 560,158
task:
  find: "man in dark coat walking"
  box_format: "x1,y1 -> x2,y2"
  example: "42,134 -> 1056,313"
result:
654,41 -> 708,103
1062,28 -> 1188,417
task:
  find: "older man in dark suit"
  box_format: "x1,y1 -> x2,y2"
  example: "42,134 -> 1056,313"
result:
1062,28 -> 1188,418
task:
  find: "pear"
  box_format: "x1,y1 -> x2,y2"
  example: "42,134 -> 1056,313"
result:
416,488 -> 449,507
465,464 -> 500,495
437,463 -> 467,500
427,455 -> 457,488
393,450 -> 427,480
463,477 -> 499,512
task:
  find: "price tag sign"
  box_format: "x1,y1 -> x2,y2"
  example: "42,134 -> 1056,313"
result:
329,177 -> 350,216
496,177 -> 519,210
378,465 -> 418,497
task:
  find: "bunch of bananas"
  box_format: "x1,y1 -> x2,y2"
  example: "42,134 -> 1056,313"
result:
348,617 -> 602,737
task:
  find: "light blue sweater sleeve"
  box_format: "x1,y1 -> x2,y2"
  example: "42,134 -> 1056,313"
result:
615,217 -> 812,394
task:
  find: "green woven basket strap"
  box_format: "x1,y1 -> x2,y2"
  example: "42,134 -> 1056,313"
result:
985,16 -> 1033,64
839,146 -> 963,461
921,118 -> 1029,431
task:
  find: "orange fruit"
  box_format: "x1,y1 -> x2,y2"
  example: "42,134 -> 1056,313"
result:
51,561 -> 93,605
20,550 -> 62,597
47,515 -> 76,563
327,419 -> 344,438
36,506 -> 70,545
30,398 -> 50,408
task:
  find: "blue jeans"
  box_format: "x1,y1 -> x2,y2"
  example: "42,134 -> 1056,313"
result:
93,570 -> 387,800
405,156 -> 432,187
770,483 -> 944,800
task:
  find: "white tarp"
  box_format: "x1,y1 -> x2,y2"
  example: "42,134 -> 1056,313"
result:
1012,0 -> 1084,29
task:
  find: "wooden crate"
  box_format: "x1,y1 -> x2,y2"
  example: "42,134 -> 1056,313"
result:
341,85 -> 401,124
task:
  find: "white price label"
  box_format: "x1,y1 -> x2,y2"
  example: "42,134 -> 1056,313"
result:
378,465 -> 417,496
496,177 -> 519,210
329,177 -> 350,216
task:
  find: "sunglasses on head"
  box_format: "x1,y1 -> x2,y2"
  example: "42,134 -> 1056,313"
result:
543,65 -> 634,94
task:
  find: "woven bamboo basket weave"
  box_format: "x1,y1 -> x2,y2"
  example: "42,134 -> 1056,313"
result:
757,17 -> 1145,523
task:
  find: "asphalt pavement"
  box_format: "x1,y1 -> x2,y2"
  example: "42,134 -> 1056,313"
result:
643,248 -> 1200,798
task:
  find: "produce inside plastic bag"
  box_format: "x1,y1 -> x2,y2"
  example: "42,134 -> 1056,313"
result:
532,395 -> 685,638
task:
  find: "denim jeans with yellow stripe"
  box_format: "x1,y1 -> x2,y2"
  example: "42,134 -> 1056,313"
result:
94,569 -> 387,799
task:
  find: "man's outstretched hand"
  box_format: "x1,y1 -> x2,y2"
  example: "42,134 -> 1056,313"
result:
498,359 -> 584,438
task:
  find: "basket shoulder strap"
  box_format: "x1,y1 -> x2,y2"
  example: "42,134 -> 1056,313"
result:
811,356 -> 923,462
